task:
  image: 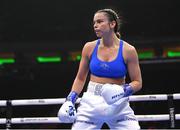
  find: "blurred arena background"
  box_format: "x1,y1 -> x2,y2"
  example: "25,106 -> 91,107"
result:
0,0 -> 180,129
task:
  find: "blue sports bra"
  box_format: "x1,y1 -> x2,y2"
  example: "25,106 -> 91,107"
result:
89,39 -> 127,78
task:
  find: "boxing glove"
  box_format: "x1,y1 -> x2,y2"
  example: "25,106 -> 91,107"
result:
123,84 -> 134,97
57,91 -> 78,123
101,84 -> 134,105
101,84 -> 124,105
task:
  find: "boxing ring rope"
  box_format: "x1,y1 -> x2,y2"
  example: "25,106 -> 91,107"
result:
0,114 -> 178,124
0,93 -> 179,107
0,93 -> 180,129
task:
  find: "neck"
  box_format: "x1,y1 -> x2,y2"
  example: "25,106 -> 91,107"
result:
101,33 -> 119,47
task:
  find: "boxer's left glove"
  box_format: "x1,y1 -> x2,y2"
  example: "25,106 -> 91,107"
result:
123,84 -> 134,97
101,84 -> 124,105
57,91 -> 78,123
101,84 -> 134,105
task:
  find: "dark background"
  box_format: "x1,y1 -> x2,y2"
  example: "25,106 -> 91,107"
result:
0,0 -> 180,129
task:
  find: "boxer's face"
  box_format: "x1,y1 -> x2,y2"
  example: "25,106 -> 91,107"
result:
93,12 -> 114,38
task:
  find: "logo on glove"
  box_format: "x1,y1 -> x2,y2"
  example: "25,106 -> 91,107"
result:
112,93 -> 124,99
68,106 -> 76,116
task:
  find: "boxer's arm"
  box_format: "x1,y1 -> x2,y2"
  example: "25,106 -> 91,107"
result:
125,44 -> 142,93
58,43 -> 91,123
70,42 -> 91,95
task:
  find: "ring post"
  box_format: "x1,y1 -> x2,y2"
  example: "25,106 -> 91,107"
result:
6,100 -> 12,130
167,94 -> 175,129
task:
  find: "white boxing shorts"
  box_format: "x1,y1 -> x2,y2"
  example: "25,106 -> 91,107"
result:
72,81 -> 140,130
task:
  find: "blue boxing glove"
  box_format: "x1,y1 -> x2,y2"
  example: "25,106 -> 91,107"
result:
57,91 -> 78,123
66,91 -> 78,104
123,84 -> 134,97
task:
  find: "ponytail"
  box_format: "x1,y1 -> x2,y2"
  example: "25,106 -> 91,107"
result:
116,32 -> 121,38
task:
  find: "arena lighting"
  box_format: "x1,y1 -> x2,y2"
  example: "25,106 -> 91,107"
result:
68,51 -> 81,61
76,55 -> 81,61
68,55 -> 81,61
167,51 -> 180,57
0,58 -> 15,65
138,51 -> 154,59
36,56 -> 62,63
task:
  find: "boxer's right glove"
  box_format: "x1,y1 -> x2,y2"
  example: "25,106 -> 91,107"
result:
57,91 -> 78,123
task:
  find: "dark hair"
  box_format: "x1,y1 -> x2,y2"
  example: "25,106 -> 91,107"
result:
96,8 -> 121,38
